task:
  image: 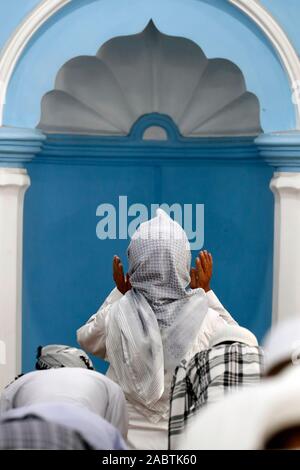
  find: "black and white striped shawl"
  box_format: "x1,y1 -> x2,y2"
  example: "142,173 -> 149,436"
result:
169,343 -> 263,449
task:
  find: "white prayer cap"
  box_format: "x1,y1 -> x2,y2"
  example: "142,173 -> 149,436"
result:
36,344 -> 94,370
263,317 -> 300,374
209,324 -> 258,348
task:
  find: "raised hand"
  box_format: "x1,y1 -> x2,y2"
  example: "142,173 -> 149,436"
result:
113,255 -> 132,295
190,250 -> 213,293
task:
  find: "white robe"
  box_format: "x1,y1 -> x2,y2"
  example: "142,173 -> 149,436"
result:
0,402 -> 127,450
77,288 -> 237,450
0,368 -> 128,439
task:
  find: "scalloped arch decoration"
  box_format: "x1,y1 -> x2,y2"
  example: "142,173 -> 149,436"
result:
0,0 -> 299,128
38,21 -> 262,137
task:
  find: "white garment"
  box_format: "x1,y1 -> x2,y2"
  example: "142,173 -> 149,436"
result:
177,365 -> 300,450
263,317 -> 300,374
126,401 -> 168,450
1,402 -> 127,450
209,324 -> 258,348
0,368 -> 128,438
77,287 -> 236,449
77,288 -> 236,366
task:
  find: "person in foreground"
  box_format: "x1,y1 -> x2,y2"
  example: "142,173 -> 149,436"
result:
177,317 -> 300,450
168,324 -> 263,449
0,345 -> 128,450
77,209 -> 238,450
0,417 -> 93,450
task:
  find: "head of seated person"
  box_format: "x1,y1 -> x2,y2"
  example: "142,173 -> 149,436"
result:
35,344 -> 94,370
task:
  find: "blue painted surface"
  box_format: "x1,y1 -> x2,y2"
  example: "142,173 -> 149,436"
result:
261,0 -> 300,53
0,127 -> 45,167
4,0 -> 294,132
0,0 -> 41,50
0,0 -> 290,371
256,131 -> 300,171
0,1 -> 288,371
22,121 -> 274,373
37,114 -> 261,164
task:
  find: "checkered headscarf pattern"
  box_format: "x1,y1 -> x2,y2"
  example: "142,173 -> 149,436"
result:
128,211 -> 191,328
169,343 -> 263,449
0,417 -> 91,450
36,344 -> 94,370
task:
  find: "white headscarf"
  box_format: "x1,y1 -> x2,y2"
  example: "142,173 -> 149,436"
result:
106,209 -> 208,408
36,344 -> 94,370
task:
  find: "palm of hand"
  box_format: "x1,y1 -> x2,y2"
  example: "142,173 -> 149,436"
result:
190,250 -> 213,292
113,255 -> 131,294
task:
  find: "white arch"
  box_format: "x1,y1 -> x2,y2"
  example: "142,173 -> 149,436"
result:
0,0 -> 71,126
0,0 -> 299,127
230,0 -> 300,127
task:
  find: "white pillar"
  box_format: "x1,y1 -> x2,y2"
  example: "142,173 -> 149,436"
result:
0,168 -> 30,390
0,127 -> 44,391
271,172 -> 300,323
256,131 -> 300,325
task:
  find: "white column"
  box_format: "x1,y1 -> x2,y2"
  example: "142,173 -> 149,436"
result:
0,168 -> 30,390
256,131 -> 300,325
271,172 -> 300,323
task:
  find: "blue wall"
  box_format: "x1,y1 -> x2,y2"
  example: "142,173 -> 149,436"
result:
0,0 -> 286,372
3,1 -> 300,56
0,0 -> 41,50
261,0 -> 300,54
22,130 -> 274,373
